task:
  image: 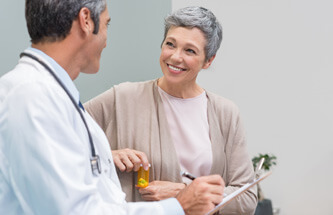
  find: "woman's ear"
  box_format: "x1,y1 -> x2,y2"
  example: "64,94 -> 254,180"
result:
77,7 -> 94,35
203,55 -> 216,69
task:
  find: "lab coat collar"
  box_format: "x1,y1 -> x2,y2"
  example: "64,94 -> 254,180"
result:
26,47 -> 81,104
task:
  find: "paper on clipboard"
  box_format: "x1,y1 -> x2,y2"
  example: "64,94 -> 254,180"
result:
206,171 -> 272,215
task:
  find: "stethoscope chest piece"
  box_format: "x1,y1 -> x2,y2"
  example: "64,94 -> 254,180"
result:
91,155 -> 102,175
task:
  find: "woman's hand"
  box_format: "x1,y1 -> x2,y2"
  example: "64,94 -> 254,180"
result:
138,180 -> 186,201
112,148 -> 149,172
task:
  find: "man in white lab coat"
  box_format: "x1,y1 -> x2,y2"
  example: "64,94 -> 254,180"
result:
0,0 -> 224,214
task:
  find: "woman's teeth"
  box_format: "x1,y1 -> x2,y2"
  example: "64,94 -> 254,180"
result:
168,64 -> 185,71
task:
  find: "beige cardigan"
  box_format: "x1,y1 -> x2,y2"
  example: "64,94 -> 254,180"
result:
84,79 -> 257,214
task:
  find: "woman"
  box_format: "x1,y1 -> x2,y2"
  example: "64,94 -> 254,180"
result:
85,6 -> 257,214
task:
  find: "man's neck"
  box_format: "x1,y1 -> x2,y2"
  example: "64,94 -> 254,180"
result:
31,39 -> 81,80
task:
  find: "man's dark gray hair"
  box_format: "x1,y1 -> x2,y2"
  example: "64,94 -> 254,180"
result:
163,6 -> 223,61
25,0 -> 106,43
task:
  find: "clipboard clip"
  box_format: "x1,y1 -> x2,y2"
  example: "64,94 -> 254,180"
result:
205,157 -> 272,215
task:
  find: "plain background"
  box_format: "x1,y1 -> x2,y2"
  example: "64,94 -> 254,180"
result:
1,1 -> 332,214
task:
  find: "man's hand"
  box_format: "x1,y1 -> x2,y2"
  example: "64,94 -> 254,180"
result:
112,148 -> 149,172
138,180 -> 186,201
176,175 -> 225,215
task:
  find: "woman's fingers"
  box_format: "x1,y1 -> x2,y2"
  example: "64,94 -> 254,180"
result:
113,156 -> 126,172
112,149 -> 149,172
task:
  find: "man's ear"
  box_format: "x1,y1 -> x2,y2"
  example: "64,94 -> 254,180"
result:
203,55 -> 216,69
77,7 -> 94,35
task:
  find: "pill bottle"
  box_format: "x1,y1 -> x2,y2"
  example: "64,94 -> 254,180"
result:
137,164 -> 150,188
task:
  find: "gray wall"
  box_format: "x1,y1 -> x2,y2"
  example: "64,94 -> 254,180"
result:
0,2 -> 29,74
173,1 -> 333,215
0,0 -> 171,102
75,1 -> 171,101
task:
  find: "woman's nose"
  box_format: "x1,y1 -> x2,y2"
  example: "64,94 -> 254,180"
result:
170,49 -> 183,63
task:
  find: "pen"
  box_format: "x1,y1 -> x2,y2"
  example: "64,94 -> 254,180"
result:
181,171 -> 196,180
255,157 -> 265,180
181,171 -> 227,197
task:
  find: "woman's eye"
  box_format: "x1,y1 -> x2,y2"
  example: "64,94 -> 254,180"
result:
186,49 -> 196,54
166,42 -> 174,47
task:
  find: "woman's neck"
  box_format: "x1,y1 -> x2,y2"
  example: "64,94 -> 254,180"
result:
157,77 -> 204,99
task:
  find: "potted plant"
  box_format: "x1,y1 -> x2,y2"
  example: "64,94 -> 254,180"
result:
252,153 -> 277,215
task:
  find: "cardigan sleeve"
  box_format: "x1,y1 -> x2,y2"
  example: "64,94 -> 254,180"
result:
221,113 -> 258,215
207,92 -> 257,215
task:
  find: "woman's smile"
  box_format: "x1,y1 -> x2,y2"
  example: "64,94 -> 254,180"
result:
167,63 -> 187,74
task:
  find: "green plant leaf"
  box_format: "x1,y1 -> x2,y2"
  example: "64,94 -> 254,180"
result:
252,153 -> 277,171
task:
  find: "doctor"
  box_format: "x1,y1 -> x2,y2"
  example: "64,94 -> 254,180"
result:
0,0 -> 224,214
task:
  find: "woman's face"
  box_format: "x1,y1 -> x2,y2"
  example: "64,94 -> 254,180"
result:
159,26 -> 214,88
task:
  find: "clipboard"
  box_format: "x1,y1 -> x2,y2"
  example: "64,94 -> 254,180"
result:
206,171 -> 272,215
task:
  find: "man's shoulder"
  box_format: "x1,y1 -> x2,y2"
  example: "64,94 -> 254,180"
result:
0,61 -> 70,117
2,60 -> 56,92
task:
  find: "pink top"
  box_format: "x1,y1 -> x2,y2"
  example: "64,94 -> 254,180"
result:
158,87 -> 212,183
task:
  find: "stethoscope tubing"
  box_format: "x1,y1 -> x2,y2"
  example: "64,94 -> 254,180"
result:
20,52 -> 101,175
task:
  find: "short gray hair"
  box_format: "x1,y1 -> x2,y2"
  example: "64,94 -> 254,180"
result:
163,6 -> 222,61
25,0 -> 107,43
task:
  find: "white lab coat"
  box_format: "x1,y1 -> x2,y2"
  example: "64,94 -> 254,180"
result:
0,48 -> 183,215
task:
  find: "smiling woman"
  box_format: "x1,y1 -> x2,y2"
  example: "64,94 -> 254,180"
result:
158,26 -> 214,98
84,6 -> 258,215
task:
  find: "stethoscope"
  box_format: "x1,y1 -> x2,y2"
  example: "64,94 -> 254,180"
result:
20,52 -> 101,176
